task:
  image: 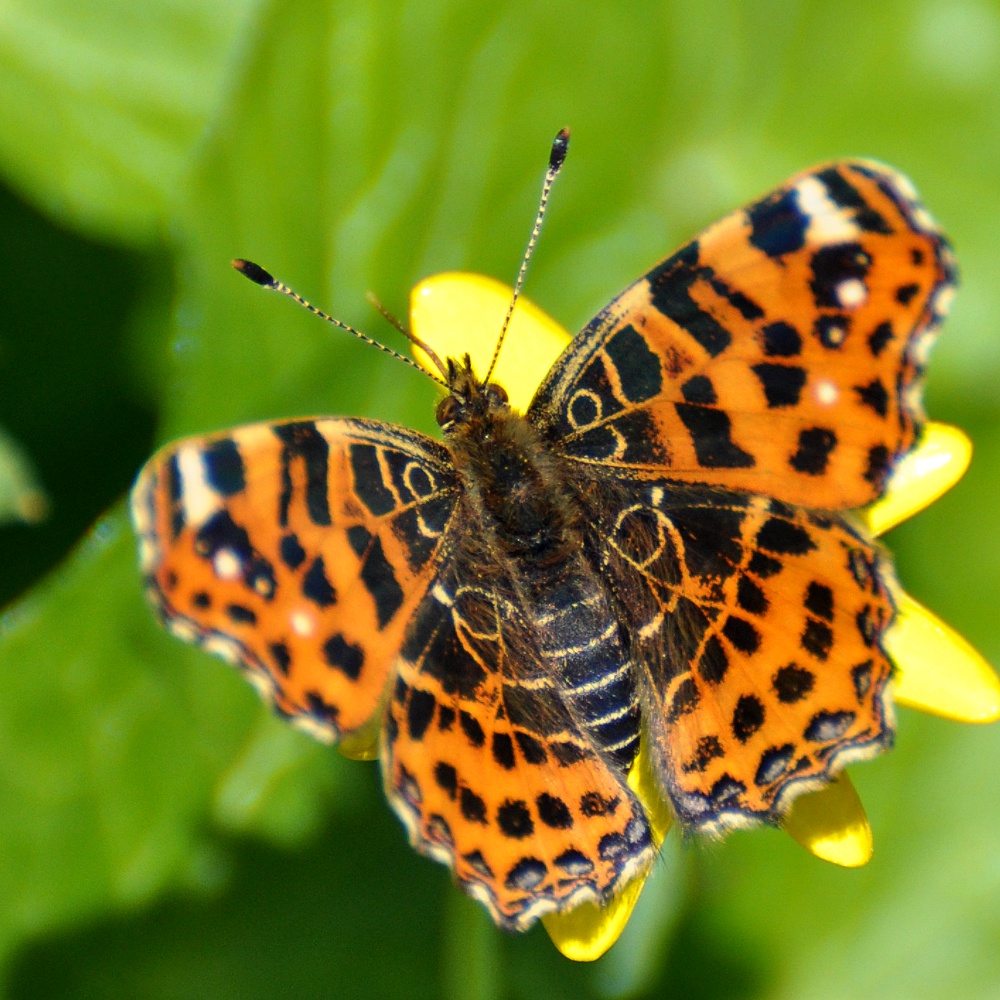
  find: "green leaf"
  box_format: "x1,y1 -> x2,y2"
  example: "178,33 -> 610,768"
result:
0,0 -> 262,242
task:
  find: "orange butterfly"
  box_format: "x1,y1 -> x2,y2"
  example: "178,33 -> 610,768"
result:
132,131 -> 954,931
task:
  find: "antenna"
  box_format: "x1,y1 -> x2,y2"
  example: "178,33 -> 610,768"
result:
232,259 -> 450,386
484,126 -> 570,384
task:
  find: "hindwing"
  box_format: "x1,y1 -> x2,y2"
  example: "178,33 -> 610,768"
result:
383,540 -> 654,930
578,470 -> 896,831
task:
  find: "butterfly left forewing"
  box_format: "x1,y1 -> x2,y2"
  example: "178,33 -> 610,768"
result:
529,161 -> 955,511
132,417 -> 461,742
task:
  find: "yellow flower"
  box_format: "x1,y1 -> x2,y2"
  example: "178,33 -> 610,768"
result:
408,272 -> 1000,962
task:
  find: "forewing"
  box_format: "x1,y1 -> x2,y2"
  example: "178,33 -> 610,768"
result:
382,542 -> 654,930
131,417 -> 461,742
530,161 -> 956,510
587,474 -> 895,831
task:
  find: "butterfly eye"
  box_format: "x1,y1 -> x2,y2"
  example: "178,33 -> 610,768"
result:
436,395 -> 460,427
488,384 -> 509,406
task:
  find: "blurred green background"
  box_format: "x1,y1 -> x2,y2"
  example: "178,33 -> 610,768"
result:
1,1 -> 999,997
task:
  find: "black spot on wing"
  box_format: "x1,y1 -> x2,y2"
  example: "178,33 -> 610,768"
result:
698,634 -> 728,683
867,321 -> 894,357
280,532 -> 307,570
514,731 -> 547,765
273,422 -> 331,527
681,375 -> 718,405
736,575 -> 768,614
536,792 -> 573,829
747,551 -> 782,578
269,642 -> 291,675
460,787 -> 487,824
758,515 -> 815,555
723,616 -> 761,655
407,688 -> 436,740
604,324 -> 662,403
864,444 -> 892,486
773,663 -> 815,703
675,403 -> 755,468
804,582 -> 834,621
855,378 -> 889,417
323,633 -> 364,680
682,734 -> 724,773
434,761 -> 457,797
203,438 -> 246,497
359,536 -> 404,629
497,799 -> 534,839
896,283 -> 920,305
732,694 -> 765,742
801,618 -> 834,660
302,556 -> 337,607
790,428 -> 837,475
667,677 -> 700,721
460,711 -> 486,747
226,604 -> 256,625
752,363 -> 807,408
492,732 -> 515,770
747,186 -> 809,257
647,243 -> 732,357
762,321 -> 802,357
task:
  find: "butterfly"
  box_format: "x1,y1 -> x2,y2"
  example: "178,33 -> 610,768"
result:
131,132 -> 955,932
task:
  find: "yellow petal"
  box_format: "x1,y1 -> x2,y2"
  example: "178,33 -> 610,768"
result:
542,740 -> 672,962
409,273 -> 569,410
782,772 -> 873,867
886,590 -> 1000,722
862,422 -> 972,537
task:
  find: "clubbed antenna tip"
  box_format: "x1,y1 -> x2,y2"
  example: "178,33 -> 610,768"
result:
232,258 -> 275,287
550,127 -> 570,172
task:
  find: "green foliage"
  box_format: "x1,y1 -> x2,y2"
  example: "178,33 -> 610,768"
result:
2,0 -> 1000,996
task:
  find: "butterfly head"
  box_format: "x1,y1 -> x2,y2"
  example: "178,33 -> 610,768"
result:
436,353 -> 510,434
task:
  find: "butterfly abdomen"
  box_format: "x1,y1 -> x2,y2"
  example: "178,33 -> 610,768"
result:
446,397 -> 640,771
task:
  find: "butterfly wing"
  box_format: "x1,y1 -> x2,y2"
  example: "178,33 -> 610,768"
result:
580,473 -> 895,832
131,417 -> 461,743
529,161 -> 955,510
382,536 -> 654,930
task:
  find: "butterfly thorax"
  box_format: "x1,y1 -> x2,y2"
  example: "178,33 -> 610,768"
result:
436,354 -> 577,560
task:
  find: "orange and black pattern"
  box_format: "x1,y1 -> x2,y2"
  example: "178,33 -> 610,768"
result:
132,160 -> 955,929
